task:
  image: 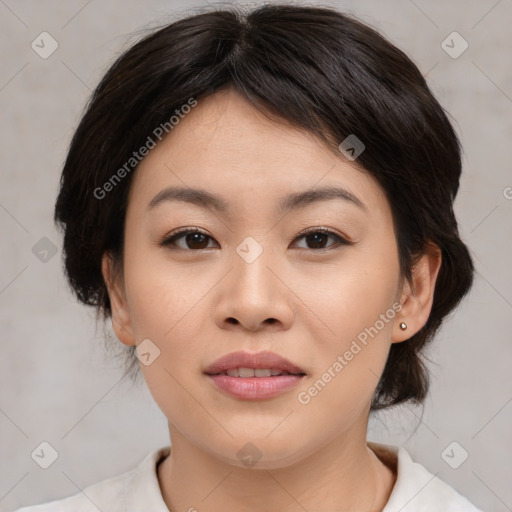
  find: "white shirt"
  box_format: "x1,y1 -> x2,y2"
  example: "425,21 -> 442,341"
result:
14,443 -> 483,511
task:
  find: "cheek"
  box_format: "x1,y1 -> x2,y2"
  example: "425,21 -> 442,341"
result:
121,244 -> 216,412
123,238 -> 212,339
294,243 -> 400,348
124,268 -> 213,383
291,244 -> 399,408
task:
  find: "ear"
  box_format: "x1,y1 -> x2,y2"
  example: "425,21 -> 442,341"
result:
101,252 -> 136,347
392,241 -> 442,343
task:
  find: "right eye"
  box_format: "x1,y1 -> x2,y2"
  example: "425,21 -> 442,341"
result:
160,229 -> 219,250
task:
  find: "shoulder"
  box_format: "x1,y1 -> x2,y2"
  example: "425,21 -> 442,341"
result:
13,446 -> 170,512
369,442 -> 484,512
13,471 -> 127,512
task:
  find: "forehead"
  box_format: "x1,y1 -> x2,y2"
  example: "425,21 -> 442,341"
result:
128,89 -> 389,218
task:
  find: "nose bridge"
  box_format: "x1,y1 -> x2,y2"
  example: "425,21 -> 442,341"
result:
214,236 -> 294,331
232,237 -> 278,306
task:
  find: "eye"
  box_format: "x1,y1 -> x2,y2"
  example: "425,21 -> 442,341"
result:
160,228 -> 218,250
160,227 -> 352,251
292,227 -> 352,250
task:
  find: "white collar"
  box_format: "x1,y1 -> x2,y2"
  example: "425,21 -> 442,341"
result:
121,443 -> 481,511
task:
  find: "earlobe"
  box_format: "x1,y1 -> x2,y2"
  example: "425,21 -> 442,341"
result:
101,252 -> 136,347
392,242 -> 442,343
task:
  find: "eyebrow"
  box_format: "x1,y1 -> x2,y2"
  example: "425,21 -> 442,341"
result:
147,185 -> 366,214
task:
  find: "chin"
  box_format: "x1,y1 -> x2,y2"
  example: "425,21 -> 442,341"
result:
206,434 -> 315,471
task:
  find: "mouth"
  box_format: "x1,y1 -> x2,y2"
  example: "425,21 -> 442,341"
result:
211,368 -> 303,377
204,351 -> 306,400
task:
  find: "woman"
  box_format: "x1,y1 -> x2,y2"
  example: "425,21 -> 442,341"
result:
16,4 -> 482,511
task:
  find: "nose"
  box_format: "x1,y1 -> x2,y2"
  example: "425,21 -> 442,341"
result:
213,245 -> 295,333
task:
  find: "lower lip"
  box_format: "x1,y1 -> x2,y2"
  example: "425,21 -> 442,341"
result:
207,374 -> 304,400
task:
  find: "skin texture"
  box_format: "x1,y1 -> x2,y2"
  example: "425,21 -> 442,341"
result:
102,88 -> 442,511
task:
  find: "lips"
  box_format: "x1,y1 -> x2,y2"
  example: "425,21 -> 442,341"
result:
204,350 -> 306,400
203,350 -> 306,376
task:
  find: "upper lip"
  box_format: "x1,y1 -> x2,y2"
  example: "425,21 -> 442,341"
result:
204,350 -> 306,375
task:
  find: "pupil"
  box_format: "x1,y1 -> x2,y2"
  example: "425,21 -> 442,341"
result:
187,233 -> 207,249
307,232 -> 327,249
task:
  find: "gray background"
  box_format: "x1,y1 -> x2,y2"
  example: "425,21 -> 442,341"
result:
1,1 -> 511,510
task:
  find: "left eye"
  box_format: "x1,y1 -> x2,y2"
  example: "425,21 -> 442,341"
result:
292,228 -> 350,250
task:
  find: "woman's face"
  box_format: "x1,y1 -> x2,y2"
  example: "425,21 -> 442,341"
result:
107,88 -> 408,468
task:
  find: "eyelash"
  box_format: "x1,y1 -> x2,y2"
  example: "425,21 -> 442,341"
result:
159,227 -> 354,252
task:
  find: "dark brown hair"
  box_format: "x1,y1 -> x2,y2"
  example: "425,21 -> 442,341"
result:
54,4 -> 474,409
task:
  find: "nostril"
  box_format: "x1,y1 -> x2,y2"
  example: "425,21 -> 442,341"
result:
225,317 -> 277,327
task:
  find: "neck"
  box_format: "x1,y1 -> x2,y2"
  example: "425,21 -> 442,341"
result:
158,424 -> 396,512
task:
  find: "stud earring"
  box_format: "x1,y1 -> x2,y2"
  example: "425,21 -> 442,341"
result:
399,322 -> 407,330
